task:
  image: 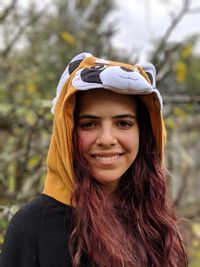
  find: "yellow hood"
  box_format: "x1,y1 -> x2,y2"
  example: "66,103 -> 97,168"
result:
43,53 -> 166,205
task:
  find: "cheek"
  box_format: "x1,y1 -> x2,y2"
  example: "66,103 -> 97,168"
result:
120,130 -> 139,152
78,131 -> 96,153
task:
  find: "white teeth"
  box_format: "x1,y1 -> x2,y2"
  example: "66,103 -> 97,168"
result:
95,155 -> 119,162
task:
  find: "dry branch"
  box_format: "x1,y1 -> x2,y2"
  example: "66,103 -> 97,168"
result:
0,0 -> 17,23
152,0 -> 190,68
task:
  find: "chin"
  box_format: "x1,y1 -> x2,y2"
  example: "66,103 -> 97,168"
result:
92,172 -> 122,191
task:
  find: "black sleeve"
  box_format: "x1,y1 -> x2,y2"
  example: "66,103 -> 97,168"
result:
0,196 -> 46,267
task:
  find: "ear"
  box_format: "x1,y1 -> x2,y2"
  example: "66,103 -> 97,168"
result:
68,52 -> 92,74
51,52 -> 92,113
138,63 -> 156,88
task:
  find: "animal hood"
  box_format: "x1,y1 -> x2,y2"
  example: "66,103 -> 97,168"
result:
43,52 -> 166,205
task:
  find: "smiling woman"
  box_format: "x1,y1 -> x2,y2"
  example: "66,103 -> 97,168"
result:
0,53 -> 188,267
75,89 -> 139,193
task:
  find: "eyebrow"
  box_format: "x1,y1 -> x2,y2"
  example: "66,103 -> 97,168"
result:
78,114 -> 137,120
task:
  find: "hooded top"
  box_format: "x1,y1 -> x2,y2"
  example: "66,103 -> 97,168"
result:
43,52 -> 166,205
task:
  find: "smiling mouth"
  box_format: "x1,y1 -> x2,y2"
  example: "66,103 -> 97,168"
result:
95,155 -> 119,162
93,154 -> 123,163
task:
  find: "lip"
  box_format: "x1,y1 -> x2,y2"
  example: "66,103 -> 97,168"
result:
91,152 -> 124,165
91,152 -> 124,157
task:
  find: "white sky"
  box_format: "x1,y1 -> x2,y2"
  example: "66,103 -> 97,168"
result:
2,0 -> 200,59
110,0 -> 200,60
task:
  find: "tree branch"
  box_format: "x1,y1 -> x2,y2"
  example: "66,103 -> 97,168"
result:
151,0 -> 190,67
163,95 -> 200,104
0,0 -> 17,23
174,167 -> 189,207
1,3 -> 50,58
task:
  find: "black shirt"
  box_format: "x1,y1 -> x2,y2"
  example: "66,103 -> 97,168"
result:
0,194 -> 78,267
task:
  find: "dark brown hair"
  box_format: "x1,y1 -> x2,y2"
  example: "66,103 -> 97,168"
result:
70,93 -> 188,267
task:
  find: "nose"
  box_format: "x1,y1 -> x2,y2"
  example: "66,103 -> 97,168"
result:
96,124 -> 117,147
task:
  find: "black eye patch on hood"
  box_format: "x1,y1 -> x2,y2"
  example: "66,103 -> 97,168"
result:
68,59 -> 83,75
80,63 -> 108,84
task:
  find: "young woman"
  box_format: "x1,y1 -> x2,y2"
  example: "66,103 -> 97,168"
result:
0,53 -> 188,267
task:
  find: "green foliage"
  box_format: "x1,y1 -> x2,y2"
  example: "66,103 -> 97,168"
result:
0,0 -> 117,247
188,222 -> 200,267
151,36 -> 200,97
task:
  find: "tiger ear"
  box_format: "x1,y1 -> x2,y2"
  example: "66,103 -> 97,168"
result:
138,63 -> 156,88
68,52 -> 92,74
51,52 -> 92,113
68,59 -> 83,74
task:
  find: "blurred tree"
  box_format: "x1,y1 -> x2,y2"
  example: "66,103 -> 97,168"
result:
147,0 -> 200,97
1,0 -> 117,101
0,0 -> 117,204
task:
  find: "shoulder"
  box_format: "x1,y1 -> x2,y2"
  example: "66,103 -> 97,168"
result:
2,195 -> 54,247
8,194 -> 53,232
0,194 -> 73,267
8,194 -> 73,236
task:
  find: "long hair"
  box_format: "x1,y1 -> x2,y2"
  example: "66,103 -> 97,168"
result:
69,94 -> 188,267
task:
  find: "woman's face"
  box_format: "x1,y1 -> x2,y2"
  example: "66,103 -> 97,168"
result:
76,89 -> 139,193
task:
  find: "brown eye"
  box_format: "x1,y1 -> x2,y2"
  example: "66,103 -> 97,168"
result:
79,121 -> 97,130
117,121 -> 133,128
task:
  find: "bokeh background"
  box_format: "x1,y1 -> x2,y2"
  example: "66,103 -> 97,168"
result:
0,0 -> 200,265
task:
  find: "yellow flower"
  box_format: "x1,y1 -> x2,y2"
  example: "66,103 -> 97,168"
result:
192,223 -> 200,238
181,44 -> 192,59
176,62 -> 187,83
60,31 -> 76,45
192,239 -> 199,248
27,82 -> 37,94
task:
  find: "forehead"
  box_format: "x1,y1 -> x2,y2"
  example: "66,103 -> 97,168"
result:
76,89 -> 137,114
